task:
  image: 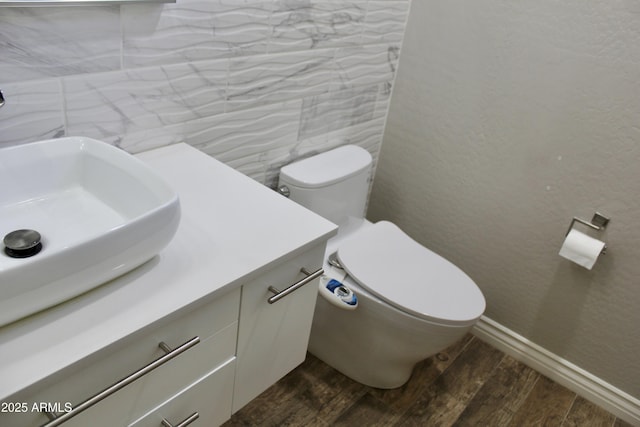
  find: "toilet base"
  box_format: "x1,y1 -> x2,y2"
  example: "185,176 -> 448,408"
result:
308,282 -> 474,389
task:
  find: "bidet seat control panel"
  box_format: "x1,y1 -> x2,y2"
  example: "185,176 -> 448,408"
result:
318,276 -> 357,310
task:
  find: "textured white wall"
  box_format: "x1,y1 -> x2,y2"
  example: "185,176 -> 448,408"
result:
369,0 -> 640,397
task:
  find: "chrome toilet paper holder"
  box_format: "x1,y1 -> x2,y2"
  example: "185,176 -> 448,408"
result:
565,212 -> 610,236
565,212 -> 610,254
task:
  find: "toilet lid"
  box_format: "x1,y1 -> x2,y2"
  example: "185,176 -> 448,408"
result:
337,221 -> 485,326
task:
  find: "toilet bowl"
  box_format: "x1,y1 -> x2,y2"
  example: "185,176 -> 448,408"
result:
278,145 -> 485,388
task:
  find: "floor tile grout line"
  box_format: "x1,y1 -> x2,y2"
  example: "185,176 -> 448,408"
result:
560,393 -> 578,426
322,380 -> 370,425
438,335 -> 477,378
507,370 -> 542,426
450,352 -> 509,426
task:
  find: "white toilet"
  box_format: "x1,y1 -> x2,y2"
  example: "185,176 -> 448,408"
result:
278,145 -> 486,389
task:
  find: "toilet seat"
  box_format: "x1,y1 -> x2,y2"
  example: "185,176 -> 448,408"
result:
337,221 -> 485,326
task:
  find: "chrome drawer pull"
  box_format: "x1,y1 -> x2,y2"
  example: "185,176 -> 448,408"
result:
161,411 -> 199,427
267,267 -> 323,304
41,336 -> 200,427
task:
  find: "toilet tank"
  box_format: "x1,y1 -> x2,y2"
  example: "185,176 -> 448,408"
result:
279,145 -> 373,227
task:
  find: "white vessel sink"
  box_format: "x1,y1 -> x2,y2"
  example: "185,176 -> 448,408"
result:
0,137 -> 180,327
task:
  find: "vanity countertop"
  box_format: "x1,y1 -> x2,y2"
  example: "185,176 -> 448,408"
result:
0,143 -> 337,401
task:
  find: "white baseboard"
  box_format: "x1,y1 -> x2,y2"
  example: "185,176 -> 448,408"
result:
472,316 -> 640,426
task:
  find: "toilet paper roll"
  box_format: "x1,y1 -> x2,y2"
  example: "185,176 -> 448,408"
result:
559,229 -> 606,270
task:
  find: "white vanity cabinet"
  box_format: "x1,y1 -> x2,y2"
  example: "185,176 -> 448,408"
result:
0,143 -> 336,427
1,243 -> 326,427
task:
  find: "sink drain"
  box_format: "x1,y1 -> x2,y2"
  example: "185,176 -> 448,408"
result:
3,229 -> 42,258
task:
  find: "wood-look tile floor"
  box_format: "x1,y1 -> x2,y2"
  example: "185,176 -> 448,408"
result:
225,335 -> 635,427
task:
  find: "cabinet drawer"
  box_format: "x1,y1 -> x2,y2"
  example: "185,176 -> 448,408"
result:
233,244 -> 325,412
129,358 -> 236,427
2,288 -> 240,427
60,323 -> 237,427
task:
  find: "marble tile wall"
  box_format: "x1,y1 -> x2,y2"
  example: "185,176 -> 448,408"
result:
0,0 -> 411,187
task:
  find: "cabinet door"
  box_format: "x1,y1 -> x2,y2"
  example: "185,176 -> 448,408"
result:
232,244 -> 325,412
